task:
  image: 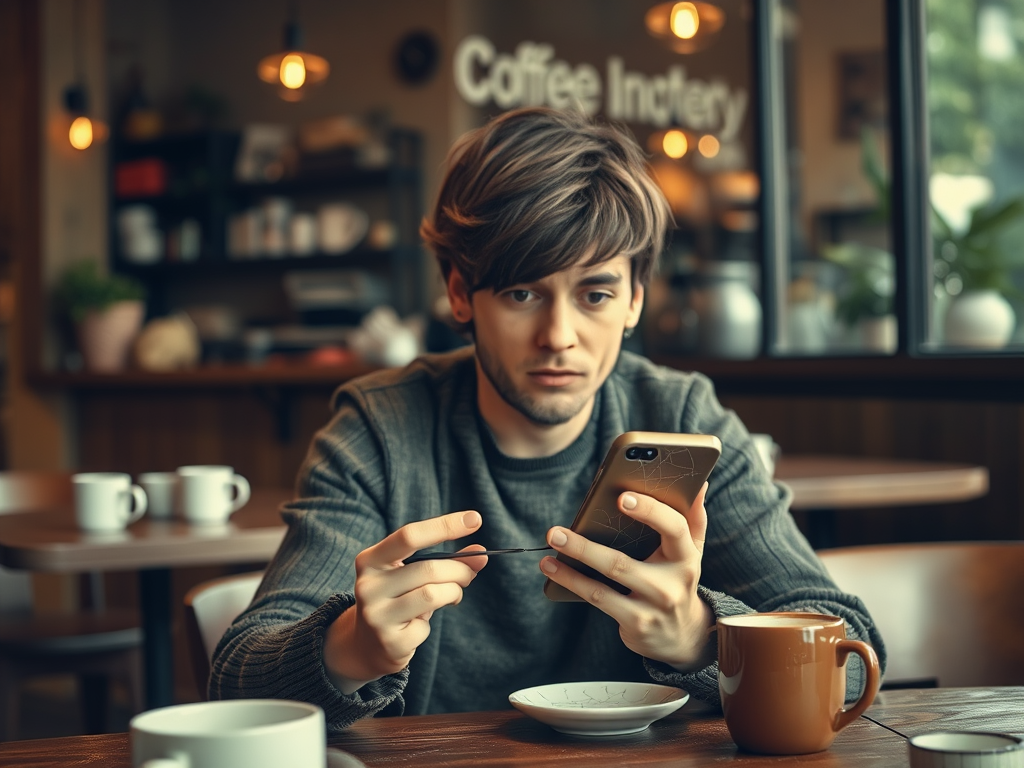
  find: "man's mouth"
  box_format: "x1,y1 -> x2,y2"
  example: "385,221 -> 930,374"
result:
527,369 -> 583,387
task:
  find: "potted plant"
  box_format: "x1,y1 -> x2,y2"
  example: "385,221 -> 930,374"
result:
54,261 -> 146,372
822,242 -> 896,352
933,195 -> 1024,348
821,128 -> 896,352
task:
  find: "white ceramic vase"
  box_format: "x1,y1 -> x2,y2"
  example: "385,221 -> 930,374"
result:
77,300 -> 145,372
943,289 -> 1016,349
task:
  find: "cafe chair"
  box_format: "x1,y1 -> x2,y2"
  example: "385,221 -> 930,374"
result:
817,541 -> 1024,689
183,571 -> 263,699
0,471 -> 143,741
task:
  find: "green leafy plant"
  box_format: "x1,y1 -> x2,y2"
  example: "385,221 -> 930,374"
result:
822,243 -> 894,326
54,261 -> 146,323
932,195 -> 1024,295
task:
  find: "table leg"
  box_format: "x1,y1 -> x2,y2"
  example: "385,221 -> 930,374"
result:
139,567 -> 173,710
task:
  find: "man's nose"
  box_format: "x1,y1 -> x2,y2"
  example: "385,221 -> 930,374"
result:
537,298 -> 578,350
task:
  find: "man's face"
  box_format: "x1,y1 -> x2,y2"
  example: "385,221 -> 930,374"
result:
447,255 -> 644,427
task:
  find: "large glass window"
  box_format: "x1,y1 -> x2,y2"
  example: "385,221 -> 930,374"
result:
762,0 -> 897,358
925,0 -> 1024,352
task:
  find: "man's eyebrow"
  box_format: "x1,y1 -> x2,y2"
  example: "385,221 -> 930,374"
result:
578,272 -> 625,287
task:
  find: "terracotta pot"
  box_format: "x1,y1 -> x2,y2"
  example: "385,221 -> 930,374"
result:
76,300 -> 145,372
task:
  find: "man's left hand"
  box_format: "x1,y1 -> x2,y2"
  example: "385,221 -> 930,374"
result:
539,482 -> 715,671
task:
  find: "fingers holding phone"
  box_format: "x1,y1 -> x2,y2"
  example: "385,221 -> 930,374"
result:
540,486 -> 715,668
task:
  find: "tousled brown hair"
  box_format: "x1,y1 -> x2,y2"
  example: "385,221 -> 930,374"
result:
421,107 -> 672,295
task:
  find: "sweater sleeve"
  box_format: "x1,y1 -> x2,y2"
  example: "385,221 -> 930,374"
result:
208,396 -> 409,732
642,373 -> 887,708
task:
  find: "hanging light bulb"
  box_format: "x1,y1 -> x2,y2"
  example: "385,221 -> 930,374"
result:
64,85 -> 93,150
62,0 -> 107,150
257,5 -> 330,102
645,1 -> 726,54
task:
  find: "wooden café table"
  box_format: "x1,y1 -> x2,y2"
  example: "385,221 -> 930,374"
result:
0,487 -> 293,711
774,455 -> 989,548
1,687 -> 1021,767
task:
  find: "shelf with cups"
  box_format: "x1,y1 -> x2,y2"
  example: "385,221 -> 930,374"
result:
95,126 -> 426,390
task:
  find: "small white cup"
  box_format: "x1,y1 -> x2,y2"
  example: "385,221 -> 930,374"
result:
177,465 -> 251,526
73,472 -> 148,533
749,433 -> 780,477
130,699 -> 325,768
909,731 -> 1024,767
138,472 -> 179,520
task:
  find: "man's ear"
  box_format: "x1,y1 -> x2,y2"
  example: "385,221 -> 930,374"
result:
446,269 -> 473,324
625,282 -> 645,331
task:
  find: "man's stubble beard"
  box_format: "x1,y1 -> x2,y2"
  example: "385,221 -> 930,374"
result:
475,342 -> 587,427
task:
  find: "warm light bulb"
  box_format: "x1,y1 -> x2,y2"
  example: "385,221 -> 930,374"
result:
670,2 -> 700,39
280,54 -> 307,89
68,116 -> 94,150
663,130 -> 688,159
698,134 -> 720,158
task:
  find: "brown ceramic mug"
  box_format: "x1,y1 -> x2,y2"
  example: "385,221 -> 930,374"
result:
717,612 -> 881,755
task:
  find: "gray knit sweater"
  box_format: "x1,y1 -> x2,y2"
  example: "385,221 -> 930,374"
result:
209,348 -> 885,732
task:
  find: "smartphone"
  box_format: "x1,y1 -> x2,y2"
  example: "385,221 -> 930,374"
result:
543,431 -> 722,602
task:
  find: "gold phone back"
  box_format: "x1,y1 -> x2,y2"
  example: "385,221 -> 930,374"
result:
544,431 -> 722,602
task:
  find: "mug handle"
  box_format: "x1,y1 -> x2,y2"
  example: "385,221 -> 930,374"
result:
833,638 -> 881,732
126,484 -> 148,525
228,474 -> 251,514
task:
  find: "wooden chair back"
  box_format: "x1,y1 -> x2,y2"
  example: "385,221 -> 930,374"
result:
818,542 -> 1024,688
184,571 -> 263,699
0,472 -> 73,612
0,471 -> 74,513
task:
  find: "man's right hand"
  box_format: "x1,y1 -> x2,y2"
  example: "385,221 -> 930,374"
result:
323,510 -> 488,687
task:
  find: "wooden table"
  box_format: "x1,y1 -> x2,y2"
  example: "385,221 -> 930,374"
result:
1,687 -> 1020,767
0,488 -> 292,710
774,455 -> 989,547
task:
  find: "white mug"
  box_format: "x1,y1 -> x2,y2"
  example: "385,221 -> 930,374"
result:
909,731 -> 1024,767
138,472 -> 179,520
73,472 -> 148,533
130,699 -> 325,768
177,465 -> 251,526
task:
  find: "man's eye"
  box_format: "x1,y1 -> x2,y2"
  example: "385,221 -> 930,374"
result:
508,290 -> 533,303
584,292 -> 612,306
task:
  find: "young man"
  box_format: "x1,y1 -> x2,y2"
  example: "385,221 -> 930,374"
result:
210,107 -> 884,731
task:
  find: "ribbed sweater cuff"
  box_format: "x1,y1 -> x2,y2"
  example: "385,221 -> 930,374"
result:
643,585 -> 754,711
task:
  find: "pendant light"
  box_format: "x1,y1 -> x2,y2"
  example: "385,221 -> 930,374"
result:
257,1 -> 330,102
645,2 -> 726,54
64,0 -> 107,150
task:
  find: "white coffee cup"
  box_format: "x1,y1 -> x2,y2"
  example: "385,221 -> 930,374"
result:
750,433 -> 779,477
73,472 -> 148,533
909,731 -> 1024,768
177,465 -> 251,526
138,472 -> 179,520
130,699 -> 325,768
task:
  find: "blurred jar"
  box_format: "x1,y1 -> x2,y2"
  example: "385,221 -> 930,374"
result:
691,261 -> 762,359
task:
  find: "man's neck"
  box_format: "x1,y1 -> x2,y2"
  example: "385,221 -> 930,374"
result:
476,373 -> 595,459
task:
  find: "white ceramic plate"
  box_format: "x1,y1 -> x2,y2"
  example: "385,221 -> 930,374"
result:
508,681 -> 689,736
